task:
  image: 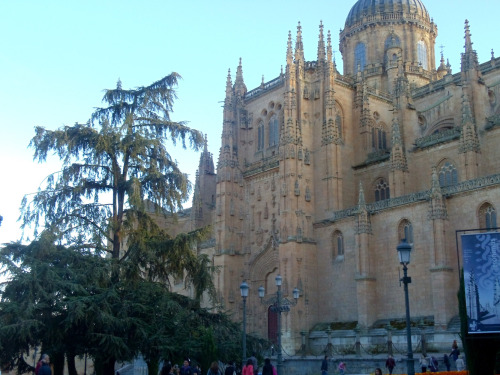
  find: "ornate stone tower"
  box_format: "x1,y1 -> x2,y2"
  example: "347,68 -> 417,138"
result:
339,0 -> 438,93
201,0 -> 500,356
191,135 -> 216,229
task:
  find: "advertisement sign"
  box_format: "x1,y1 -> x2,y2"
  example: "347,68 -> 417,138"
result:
461,232 -> 500,334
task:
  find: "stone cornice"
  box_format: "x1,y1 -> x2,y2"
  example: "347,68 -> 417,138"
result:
313,173 -> 500,227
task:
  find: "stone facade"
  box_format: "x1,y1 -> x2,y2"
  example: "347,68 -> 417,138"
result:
187,0 -> 500,353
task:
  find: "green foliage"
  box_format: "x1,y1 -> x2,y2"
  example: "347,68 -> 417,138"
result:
4,75 -> 218,375
0,234 -> 242,375
21,73 -> 205,263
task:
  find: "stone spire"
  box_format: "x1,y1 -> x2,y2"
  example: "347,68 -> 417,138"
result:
428,167 -> 448,220
283,29 -> 299,148
358,182 -> 366,208
322,26 -> 339,147
356,183 -> 372,234
199,134 -> 215,175
191,135 -> 216,228
461,20 -> 479,72
286,30 -> 293,65
327,29 -> 333,62
459,87 -> 480,153
390,110 -> 408,171
393,57 -> 408,104
361,81 -> 371,126
295,22 -> 305,63
225,69 -> 232,103
234,58 -> 247,96
317,21 -> 326,63
437,49 -> 447,74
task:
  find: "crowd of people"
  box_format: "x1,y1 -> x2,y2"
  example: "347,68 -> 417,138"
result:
159,353 -> 277,375
319,339 -> 466,375
33,339 -> 466,375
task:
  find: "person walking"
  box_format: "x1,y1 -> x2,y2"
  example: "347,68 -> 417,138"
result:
456,355 -> 465,371
429,355 -> 439,372
242,359 -> 253,375
337,361 -> 346,375
249,353 -> 258,375
385,355 -> 395,374
207,362 -> 221,375
419,354 -> 429,373
38,355 -> 51,375
261,358 -> 275,375
35,356 -> 43,375
180,360 -> 192,375
450,340 -> 460,361
161,362 -> 172,375
321,355 -> 328,375
224,362 -> 236,375
443,354 -> 451,371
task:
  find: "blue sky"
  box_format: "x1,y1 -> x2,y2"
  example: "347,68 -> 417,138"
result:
0,0 -> 498,245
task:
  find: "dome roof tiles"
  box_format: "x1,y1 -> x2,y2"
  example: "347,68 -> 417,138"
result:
345,0 -> 430,29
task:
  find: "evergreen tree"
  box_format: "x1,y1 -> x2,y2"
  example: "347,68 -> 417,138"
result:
8,74 -> 217,375
21,73 -> 204,273
0,232 -> 114,375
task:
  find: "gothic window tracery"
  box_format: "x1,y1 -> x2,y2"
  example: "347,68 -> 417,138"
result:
374,178 -> 390,202
417,40 -> 428,70
258,120 -> 265,150
398,219 -> 414,245
371,122 -> 388,151
354,42 -> 366,73
438,161 -> 458,187
336,113 -> 343,139
479,203 -> 497,230
332,230 -> 344,258
269,114 -> 279,147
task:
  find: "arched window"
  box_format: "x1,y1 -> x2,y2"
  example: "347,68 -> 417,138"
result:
332,230 -> 344,258
257,120 -> 265,150
479,203 -> 497,230
417,41 -> 428,70
375,178 -> 390,201
371,124 -> 388,151
354,42 -> 366,73
268,115 -> 279,147
438,161 -> 458,187
336,113 -> 343,139
398,219 -> 414,245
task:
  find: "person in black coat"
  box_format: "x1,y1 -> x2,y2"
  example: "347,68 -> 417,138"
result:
224,362 -> 236,375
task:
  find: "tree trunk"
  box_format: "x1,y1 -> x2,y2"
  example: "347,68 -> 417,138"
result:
101,356 -> 116,375
147,358 -> 159,375
66,352 -> 78,375
52,351 -> 65,375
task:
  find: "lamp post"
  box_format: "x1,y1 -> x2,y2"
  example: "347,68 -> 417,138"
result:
397,238 -> 415,375
259,275 -> 300,375
240,281 -> 249,362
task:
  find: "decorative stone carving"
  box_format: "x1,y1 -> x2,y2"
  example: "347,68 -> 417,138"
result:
294,179 -> 300,196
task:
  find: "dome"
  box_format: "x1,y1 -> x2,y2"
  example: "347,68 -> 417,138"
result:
345,0 -> 431,29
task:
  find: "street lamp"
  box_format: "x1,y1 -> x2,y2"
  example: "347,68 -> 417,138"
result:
259,275 -> 300,375
240,281 -> 249,362
397,238 -> 415,375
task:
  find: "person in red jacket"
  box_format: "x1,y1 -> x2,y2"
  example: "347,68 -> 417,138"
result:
242,359 -> 253,375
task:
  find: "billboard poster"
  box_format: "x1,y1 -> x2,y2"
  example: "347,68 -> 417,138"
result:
461,232 -> 500,334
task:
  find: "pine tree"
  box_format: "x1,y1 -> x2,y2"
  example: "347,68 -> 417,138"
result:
12,74 -> 217,375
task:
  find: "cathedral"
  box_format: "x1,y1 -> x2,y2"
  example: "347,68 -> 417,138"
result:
187,0 -> 500,352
